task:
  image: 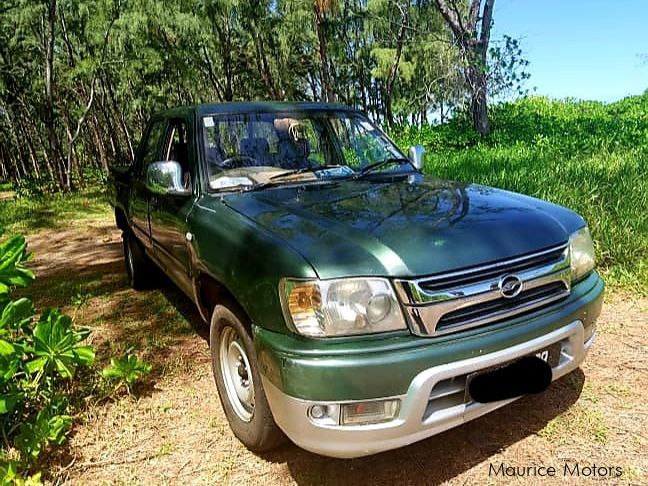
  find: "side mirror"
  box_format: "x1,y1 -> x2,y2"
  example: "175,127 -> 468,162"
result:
146,161 -> 191,196
408,145 -> 425,171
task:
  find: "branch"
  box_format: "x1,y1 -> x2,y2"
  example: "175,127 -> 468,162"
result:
468,0 -> 481,28
449,0 -> 467,34
434,0 -> 465,39
64,0 -> 121,186
478,0 -> 495,52
67,82 -> 95,149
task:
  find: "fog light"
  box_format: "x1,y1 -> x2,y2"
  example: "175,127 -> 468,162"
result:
309,404 -> 328,419
340,399 -> 400,425
307,404 -> 338,426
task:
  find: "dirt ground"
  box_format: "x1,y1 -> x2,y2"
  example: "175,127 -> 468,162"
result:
23,217 -> 647,485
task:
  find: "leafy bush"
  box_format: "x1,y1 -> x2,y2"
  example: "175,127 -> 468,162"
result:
11,168 -> 108,200
11,179 -> 53,200
102,353 -> 152,393
0,461 -> 40,486
0,234 -> 94,480
392,94 -> 648,294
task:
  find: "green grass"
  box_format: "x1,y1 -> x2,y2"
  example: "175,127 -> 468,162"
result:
539,404 -> 608,443
0,186 -> 111,235
394,95 -> 648,294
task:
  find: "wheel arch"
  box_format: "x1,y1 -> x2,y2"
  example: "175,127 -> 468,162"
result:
194,272 -> 252,333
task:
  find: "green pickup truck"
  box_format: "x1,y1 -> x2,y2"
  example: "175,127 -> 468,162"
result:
110,102 -> 603,458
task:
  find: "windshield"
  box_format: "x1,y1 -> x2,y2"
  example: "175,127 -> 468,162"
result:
201,111 -> 409,191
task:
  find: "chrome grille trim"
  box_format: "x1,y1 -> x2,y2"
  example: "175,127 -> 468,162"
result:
394,244 -> 571,336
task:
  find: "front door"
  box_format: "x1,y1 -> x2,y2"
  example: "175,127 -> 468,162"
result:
130,119 -> 167,248
149,117 -> 196,296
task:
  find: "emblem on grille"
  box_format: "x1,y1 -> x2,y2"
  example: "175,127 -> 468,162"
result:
498,274 -> 523,298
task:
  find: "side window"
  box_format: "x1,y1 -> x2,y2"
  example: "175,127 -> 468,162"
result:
140,120 -> 166,175
329,117 -> 397,169
163,119 -> 191,188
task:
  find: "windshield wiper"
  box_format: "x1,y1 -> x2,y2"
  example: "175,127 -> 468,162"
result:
353,157 -> 412,179
269,165 -> 342,182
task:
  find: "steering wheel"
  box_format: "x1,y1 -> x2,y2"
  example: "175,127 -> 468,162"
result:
221,155 -> 258,169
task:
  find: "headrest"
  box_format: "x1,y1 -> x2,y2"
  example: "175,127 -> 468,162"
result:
274,118 -> 307,142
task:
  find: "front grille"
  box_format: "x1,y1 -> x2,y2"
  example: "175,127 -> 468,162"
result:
436,281 -> 568,331
419,246 -> 567,292
394,244 -> 572,337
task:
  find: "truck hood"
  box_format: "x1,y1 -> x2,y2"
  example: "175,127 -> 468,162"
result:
222,176 -> 585,279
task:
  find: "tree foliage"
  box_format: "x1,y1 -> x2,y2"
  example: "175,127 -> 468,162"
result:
0,0 -> 529,192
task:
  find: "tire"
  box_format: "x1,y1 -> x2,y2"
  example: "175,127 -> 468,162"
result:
122,231 -> 155,290
210,301 -> 285,452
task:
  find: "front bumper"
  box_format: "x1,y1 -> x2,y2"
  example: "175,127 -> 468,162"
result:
262,320 -> 595,458
255,272 -> 604,458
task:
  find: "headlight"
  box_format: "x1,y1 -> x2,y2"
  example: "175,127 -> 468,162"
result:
569,226 -> 595,282
280,278 -> 407,337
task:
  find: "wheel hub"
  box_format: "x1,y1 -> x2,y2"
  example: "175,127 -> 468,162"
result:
219,326 -> 255,422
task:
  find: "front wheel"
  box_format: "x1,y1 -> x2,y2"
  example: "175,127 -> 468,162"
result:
210,302 -> 285,452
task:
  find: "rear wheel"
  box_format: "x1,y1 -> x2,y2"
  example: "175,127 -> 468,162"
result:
122,231 -> 155,290
210,302 -> 285,452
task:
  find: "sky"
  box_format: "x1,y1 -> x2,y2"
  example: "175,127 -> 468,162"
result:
491,0 -> 648,102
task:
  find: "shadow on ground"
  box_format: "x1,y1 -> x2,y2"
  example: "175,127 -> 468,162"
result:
23,226 -> 209,377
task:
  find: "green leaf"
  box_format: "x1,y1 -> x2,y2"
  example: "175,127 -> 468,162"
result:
0,392 -> 22,414
30,309 -> 94,378
0,339 -> 15,356
72,346 -> 95,366
0,235 -> 34,293
16,408 -> 73,458
25,356 -> 47,374
0,354 -> 20,383
0,297 -> 34,331
102,353 -> 152,387
47,414 -> 73,445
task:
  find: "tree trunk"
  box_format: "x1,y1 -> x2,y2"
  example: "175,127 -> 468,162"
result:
468,62 -> 490,134
434,0 -> 495,135
15,114 -> 40,179
472,0 -> 494,135
384,2 -> 409,127
89,115 -> 109,172
201,45 -> 225,101
313,5 -> 334,102
44,0 -> 64,188
4,109 -> 29,180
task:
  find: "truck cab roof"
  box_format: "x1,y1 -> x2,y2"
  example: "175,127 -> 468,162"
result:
152,101 -> 358,120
